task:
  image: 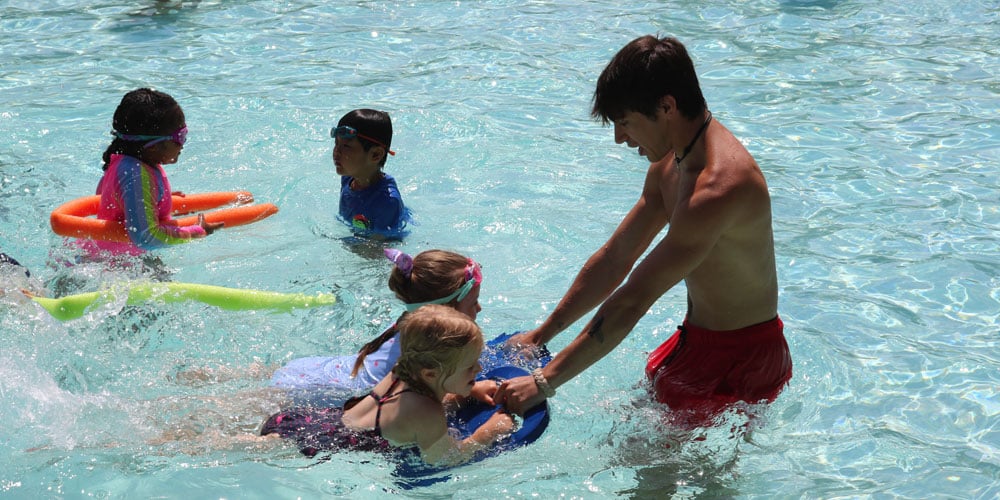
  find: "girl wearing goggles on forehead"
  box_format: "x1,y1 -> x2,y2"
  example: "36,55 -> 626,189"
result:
88,88 -> 224,256
269,248 -> 549,399
332,109 -> 411,239
269,249 -> 483,398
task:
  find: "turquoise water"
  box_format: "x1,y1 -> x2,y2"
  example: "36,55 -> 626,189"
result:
1,0 -> 998,497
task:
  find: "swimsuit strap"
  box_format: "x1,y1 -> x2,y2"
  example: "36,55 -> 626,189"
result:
371,378 -> 413,434
366,377 -> 410,403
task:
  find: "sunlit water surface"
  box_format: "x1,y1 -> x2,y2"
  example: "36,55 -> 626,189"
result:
1,0 -> 998,497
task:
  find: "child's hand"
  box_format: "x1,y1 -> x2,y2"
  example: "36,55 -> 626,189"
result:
172,191 -> 186,197
234,192 -> 254,205
469,380 -> 500,406
198,214 -> 225,235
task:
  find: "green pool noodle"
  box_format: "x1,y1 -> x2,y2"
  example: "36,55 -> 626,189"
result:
32,282 -> 336,321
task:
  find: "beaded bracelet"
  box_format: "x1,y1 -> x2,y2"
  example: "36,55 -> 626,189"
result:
531,368 -> 556,398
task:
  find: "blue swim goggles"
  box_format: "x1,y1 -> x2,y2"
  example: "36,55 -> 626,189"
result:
331,125 -> 395,156
112,125 -> 188,148
405,259 -> 482,311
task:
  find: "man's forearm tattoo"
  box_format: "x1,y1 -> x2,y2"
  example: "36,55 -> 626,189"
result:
587,316 -> 605,343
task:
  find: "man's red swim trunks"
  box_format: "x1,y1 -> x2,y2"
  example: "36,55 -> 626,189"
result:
645,316 -> 792,424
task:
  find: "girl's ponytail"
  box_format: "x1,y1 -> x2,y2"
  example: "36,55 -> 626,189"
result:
350,317 -> 404,377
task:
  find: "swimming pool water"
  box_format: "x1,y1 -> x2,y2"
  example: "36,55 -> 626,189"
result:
1,0 -> 998,497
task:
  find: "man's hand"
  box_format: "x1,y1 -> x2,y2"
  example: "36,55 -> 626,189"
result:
501,329 -> 551,365
503,330 -> 538,349
495,374 -> 546,416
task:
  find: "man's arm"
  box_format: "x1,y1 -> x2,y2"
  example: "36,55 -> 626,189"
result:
521,160 -> 672,347
499,167 -> 744,414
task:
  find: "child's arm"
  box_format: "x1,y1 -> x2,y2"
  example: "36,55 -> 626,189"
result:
385,386 -> 514,466
417,410 -> 514,467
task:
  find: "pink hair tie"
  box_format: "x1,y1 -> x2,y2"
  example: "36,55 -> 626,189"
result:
384,248 -> 413,278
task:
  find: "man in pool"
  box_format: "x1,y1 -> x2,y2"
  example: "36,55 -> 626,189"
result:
497,35 -> 792,426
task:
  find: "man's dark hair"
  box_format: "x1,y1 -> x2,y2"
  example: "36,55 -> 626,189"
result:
592,35 -> 707,124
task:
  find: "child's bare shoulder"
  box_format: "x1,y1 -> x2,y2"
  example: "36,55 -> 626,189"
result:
381,392 -> 446,444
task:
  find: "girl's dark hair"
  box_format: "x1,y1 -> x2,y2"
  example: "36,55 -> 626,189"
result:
351,250 -> 470,377
337,109 -> 393,167
592,35 -> 707,123
392,304 -> 483,399
0,252 -> 29,278
101,88 -> 184,170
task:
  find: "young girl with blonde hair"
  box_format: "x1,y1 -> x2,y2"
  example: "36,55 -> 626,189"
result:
262,305 -> 514,466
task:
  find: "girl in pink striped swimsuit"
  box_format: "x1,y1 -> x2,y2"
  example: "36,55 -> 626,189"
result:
88,88 -> 222,256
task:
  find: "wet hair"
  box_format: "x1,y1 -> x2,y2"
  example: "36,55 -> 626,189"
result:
337,109 -> 393,167
351,250 -> 471,377
386,250 -> 469,306
592,35 -> 707,124
391,304 -> 483,399
101,88 -> 185,170
0,252 -> 29,278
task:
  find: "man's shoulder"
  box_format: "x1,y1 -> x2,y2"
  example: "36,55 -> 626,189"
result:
702,141 -> 765,193
677,151 -> 768,227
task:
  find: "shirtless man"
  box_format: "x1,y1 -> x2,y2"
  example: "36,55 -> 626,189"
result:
497,35 -> 792,423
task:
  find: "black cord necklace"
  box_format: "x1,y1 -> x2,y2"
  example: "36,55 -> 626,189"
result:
674,111 -> 713,165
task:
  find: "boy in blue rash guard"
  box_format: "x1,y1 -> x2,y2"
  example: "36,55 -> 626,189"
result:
332,109 -> 411,239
